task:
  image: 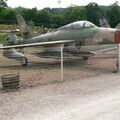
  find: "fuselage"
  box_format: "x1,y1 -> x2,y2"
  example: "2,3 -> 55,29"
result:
18,21 -> 120,45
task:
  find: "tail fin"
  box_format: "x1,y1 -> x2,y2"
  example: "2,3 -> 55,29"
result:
99,16 -> 110,28
115,23 -> 120,29
16,14 -> 33,39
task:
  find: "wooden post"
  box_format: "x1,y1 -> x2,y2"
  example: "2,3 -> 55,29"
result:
118,44 -> 120,72
61,45 -> 64,81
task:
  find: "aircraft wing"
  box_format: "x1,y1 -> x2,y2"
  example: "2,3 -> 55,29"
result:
0,40 -> 74,50
79,44 -> 117,53
93,46 -> 117,53
90,44 -> 117,53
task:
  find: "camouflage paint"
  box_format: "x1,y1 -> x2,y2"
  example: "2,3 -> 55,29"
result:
19,21 -> 99,46
16,14 -> 120,45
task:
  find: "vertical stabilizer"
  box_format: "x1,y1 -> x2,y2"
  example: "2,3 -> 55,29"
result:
16,14 -> 33,39
99,16 -> 110,28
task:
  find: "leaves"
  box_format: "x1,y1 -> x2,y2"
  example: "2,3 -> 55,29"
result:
106,2 -> 120,27
0,1 -> 120,28
0,0 -> 7,8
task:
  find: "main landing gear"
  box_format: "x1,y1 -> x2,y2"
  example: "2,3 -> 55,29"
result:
116,59 -> 119,70
19,57 -> 28,66
82,56 -> 89,60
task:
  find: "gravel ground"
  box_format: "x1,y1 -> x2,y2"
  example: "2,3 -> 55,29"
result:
0,51 -> 117,88
0,50 -> 119,120
0,73 -> 120,120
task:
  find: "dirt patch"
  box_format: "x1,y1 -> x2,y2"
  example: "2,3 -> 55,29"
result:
0,51 -> 117,90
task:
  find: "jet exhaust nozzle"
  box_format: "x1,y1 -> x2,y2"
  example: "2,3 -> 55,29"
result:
114,30 -> 120,44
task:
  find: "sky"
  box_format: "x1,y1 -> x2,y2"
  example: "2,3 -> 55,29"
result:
7,0 -> 119,10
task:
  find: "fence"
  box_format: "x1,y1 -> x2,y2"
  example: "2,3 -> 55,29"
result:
0,45 -> 117,91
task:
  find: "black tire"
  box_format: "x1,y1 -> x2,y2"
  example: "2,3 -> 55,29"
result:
116,60 -> 118,70
82,56 -> 89,60
20,57 -> 28,66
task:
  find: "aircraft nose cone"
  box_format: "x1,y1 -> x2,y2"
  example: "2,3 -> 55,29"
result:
115,30 -> 120,44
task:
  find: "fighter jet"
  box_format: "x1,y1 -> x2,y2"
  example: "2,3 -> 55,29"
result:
0,14 -> 120,66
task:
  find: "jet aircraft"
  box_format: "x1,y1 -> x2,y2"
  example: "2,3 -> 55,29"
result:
0,14 -> 120,66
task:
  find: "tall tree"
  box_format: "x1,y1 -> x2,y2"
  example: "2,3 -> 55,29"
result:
0,0 -> 8,23
85,2 -> 104,26
0,0 -> 7,8
63,6 -> 82,24
35,8 -> 53,26
106,1 -> 120,27
51,15 -> 64,27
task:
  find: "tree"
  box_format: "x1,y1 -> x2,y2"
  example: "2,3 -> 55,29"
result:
85,2 -> 104,26
0,2 -> 119,28
79,8 -> 87,20
63,6 -> 82,24
0,0 -> 7,8
106,1 -> 120,27
3,8 -> 17,24
0,0 -> 8,24
51,15 -> 64,27
35,8 -> 53,27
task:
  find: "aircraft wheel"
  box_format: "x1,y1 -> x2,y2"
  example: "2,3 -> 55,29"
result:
20,57 -> 28,66
116,60 -> 118,70
82,56 -> 88,60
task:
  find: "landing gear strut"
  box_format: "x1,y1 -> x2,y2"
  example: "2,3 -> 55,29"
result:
19,57 -> 28,66
116,60 -> 119,71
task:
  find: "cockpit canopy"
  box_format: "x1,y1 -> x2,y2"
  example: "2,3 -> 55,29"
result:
59,21 -> 96,30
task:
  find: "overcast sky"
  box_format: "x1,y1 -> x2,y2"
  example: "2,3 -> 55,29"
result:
7,0 -> 118,10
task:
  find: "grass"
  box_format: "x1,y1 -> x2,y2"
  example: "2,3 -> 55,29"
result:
0,33 -> 7,43
0,24 -> 52,44
0,24 -> 17,44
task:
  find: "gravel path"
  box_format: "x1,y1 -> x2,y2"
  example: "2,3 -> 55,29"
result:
0,73 -> 120,120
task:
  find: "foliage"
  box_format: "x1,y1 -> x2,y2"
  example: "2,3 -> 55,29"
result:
85,2 -> 105,26
106,2 -> 120,27
0,0 -> 7,8
63,6 -> 81,24
0,1 -> 120,28
35,8 -> 53,27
